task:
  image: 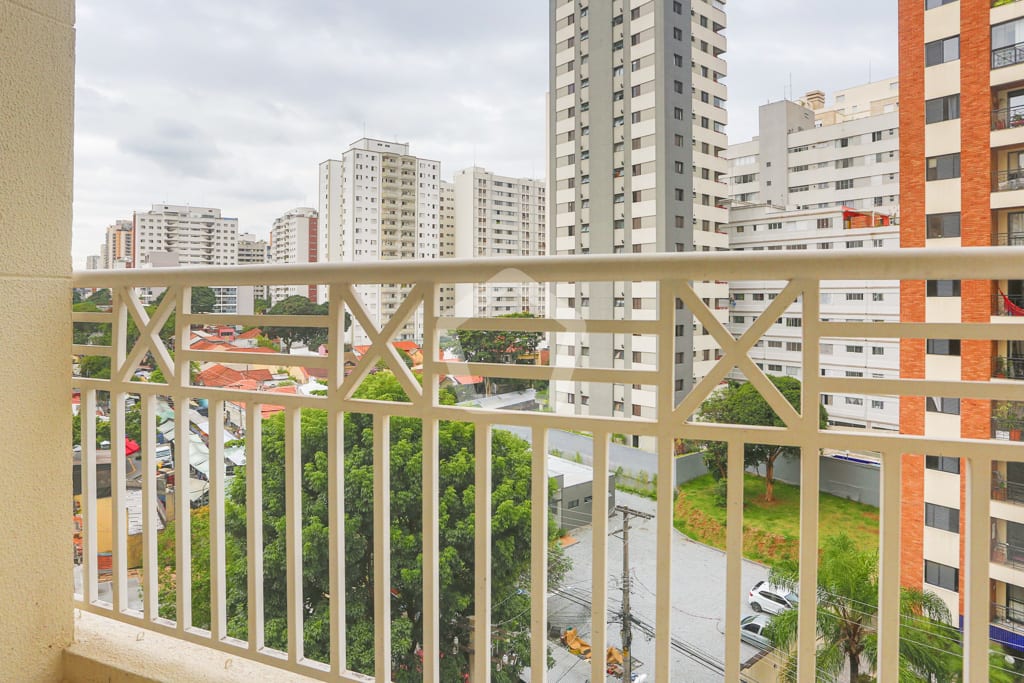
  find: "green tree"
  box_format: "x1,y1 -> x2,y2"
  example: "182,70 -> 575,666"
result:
767,534 -> 962,682
262,295 -> 331,352
444,312 -> 543,396
161,371 -> 567,680
254,297 -> 270,314
695,376 -> 827,502
153,285 -> 218,314
85,288 -> 112,306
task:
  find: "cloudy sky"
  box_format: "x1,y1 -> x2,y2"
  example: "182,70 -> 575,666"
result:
72,0 -> 898,267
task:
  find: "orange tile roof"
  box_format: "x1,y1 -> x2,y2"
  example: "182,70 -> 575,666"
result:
236,327 -> 263,340
242,369 -> 273,382
195,364 -> 244,388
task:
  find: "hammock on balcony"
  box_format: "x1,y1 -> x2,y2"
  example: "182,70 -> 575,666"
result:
1000,289 -> 1024,316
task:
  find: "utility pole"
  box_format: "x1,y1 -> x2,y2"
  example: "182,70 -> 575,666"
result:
616,505 -> 652,681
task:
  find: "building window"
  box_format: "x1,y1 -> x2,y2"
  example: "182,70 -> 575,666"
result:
925,35 -> 960,67
871,400 -> 885,410
925,94 -> 960,123
926,339 -> 961,356
872,346 -> 885,355
926,455 -> 960,474
924,560 -> 958,592
926,153 -> 960,181
845,397 -> 864,406
925,503 -> 960,533
817,218 -> 833,229
926,397 -> 961,415
926,0 -> 957,7
926,212 -> 961,239
926,279 -> 961,297
993,18 -> 1024,68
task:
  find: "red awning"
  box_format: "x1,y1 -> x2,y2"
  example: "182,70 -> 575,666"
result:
124,438 -> 141,455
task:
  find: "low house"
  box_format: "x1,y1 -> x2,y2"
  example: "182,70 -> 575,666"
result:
548,455 -> 616,532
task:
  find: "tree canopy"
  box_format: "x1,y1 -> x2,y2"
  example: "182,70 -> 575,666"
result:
153,285 -> 218,314
766,533 -> 1011,682
696,376 -> 827,502
159,371 -> 565,680
262,295 -> 338,352
443,312 -> 544,396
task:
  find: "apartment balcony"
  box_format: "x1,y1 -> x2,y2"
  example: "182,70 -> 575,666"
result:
50,248 -> 1024,682
995,356 -> 1024,380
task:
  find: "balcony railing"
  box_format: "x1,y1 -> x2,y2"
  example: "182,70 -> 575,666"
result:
994,291 -> 1024,316
993,105 -> 1024,130
993,41 -> 1024,69
994,356 -> 1024,380
71,248 -> 1024,682
993,168 -> 1024,192
991,541 -> 1024,570
997,231 -> 1024,246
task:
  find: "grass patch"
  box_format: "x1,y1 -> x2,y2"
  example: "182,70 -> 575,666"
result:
616,483 -> 657,500
673,473 -> 879,567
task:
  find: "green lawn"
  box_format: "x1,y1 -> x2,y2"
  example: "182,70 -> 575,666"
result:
673,473 -> 879,567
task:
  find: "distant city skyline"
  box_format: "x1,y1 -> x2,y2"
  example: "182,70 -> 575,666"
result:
72,0 -> 897,267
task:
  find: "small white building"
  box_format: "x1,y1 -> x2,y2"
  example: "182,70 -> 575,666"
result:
548,455 -> 616,532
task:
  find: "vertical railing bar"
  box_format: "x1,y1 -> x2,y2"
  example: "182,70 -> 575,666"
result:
421,281 -> 441,683
373,413 -> 392,682
174,285 -> 192,632
245,402 -> 265,652
208,399 -> 227,642
876,450 -> 900,682
327,283 -> 347,675
141,393 -> 158,621
530,428 -> 549,683
285,407 -> 304,664
796,278 -> 821,683
590,430 -> 610,683
474,423 -> 493,683
965,455 -> 991,682
81,389 -> 98,605
723,439 -> 745,681
110,288 -> 129,614
655,279 -> 679,681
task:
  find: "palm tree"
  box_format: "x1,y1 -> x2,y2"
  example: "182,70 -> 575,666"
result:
766,534 -> 961,682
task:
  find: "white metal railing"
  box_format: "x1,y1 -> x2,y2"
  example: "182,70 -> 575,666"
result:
70,248 -> 1024,682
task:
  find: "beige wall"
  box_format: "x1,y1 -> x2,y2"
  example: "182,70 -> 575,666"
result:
0,0 -> 76,679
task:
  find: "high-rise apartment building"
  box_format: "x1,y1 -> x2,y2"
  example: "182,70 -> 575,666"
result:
452,166 -> 547,318
726,80 -> 900,213
439,180 -> 457,317
102,219 -> 134,269
238,232 -> 269,303
319,139 -> 441,345
900,0 -> 1024,643
85,255 -> 101,271
548,0 -> 729,440
268,207 -> 318,304
133,204 -> 239,312
724,204 -> 900,432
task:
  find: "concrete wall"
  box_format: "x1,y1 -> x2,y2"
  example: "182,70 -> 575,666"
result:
767,455 -> 881,508
0,0 -> 76,679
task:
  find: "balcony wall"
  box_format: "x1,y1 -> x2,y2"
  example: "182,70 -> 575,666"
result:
0,0 -> 76,680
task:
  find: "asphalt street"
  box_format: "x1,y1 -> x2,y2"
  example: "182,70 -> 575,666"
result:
542,490 -> 775,683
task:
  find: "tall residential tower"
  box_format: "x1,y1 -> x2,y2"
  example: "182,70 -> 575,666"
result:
548,0 -> 728,440
900,0 -> 1024,644
319,139 -> 441,345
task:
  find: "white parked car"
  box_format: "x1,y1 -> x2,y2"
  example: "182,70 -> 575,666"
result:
740,614 -> 772,649
748,580 -> 798,615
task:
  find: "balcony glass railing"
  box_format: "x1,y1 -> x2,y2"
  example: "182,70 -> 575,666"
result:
70,247 -> 1024,682
993,41 -> 1024,69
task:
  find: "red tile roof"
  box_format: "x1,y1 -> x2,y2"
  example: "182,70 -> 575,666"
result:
236,327 -> 263,340
195,364 -> 244,388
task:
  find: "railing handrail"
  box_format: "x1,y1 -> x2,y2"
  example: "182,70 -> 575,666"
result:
72,246 -> 1024,289
997,232 -> 1024,246
992,40 -> 1024,68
